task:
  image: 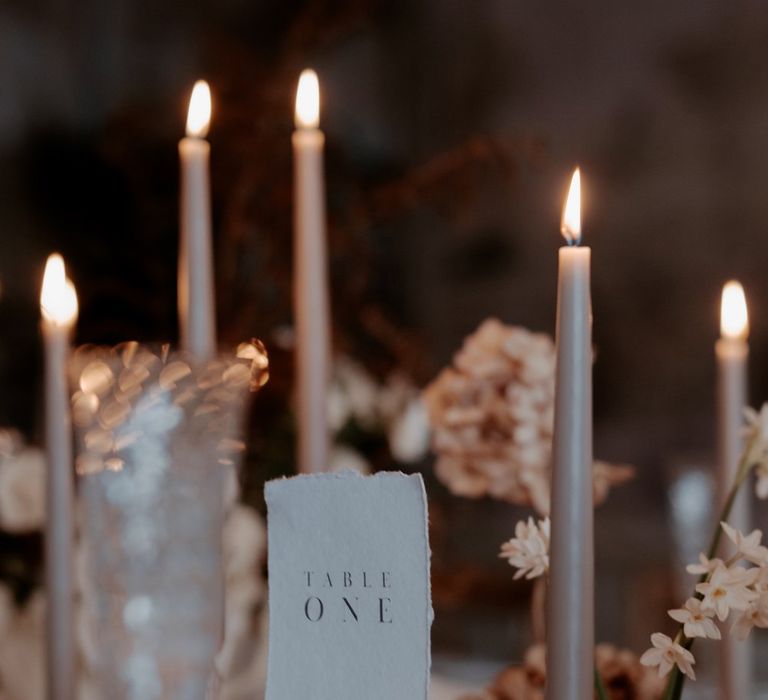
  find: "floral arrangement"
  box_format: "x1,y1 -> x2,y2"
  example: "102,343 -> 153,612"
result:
328,355 -> 430,473
422,319 -> 632,515
496,405 -> 768,699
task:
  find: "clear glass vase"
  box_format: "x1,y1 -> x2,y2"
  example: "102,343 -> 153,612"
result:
71,341 -> 268,700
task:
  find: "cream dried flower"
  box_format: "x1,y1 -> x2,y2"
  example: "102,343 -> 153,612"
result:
327,356 -> 380,431
328,445 -> 371,475
639,632 -> 696,680
667,598 -> 720,640
0,446 -> 46,533
423,319 -> 632,514
388,398 -> 430,463
499,517 -> 550,580
695,563 -> 759,621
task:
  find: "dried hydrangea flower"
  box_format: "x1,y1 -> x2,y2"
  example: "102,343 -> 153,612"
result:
423,318 -> 632,513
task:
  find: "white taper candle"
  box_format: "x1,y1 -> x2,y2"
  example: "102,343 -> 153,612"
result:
716,280 -> 752,700
293,69 -> 331,474
546,168 -> 594,700
179,80 -> 216,361
40,254 -> 78,700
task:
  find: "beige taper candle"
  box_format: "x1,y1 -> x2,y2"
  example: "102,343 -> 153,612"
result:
40,254 -> 78,700
716,280 -> 752,700
546,168 -> 594,700
179,80 -> 216,361
292,69 -> 331,474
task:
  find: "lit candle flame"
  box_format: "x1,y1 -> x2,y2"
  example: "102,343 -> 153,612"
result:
186,80 -> 212,138
720,280 -> 748,340
295,69 -> 320,129
40,254 -> 78,327
560,167 -> 582,245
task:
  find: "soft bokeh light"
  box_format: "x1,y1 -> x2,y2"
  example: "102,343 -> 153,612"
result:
186,80 -> 212,138
295,69 -> 320,129
560,167 -> 582,245
40,253 -> 78,326
720,280 -> 748,340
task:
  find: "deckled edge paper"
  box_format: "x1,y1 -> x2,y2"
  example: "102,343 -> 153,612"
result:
265,471 -> 432,700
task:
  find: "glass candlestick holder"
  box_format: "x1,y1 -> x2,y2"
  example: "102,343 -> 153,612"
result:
71,341 -> 268,700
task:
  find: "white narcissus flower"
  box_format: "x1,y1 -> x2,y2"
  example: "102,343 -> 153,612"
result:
0,447 -> 46,533
731,591 -> 768,640
499,517 -> 550,580
695,564 -> 759,621
720,522 -> 768,566
639,633 -> 696,680
686,553 -> 724,576
667,598 -> 720,639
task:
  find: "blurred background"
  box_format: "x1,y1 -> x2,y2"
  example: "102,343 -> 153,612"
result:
2,0 -> 768,694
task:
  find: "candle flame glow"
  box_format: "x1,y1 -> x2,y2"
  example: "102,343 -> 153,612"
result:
295,69 -> 320,129
560,167 -> 582,245
40,254 -> 78,326
186,80 -> 212,138
720,280 -> 748,340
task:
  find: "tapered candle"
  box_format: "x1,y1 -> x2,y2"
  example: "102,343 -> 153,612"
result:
293,69 -> 331,473
40,254 -> 78,700
546,168 -> 594,700
716,280 -> 752,700
179,80 -> 216,361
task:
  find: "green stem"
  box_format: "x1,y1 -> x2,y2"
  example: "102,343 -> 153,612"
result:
662,447 -> 756,700
594,666 -> 609,700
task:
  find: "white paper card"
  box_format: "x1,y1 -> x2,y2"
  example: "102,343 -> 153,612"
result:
265,471 -> 432,700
